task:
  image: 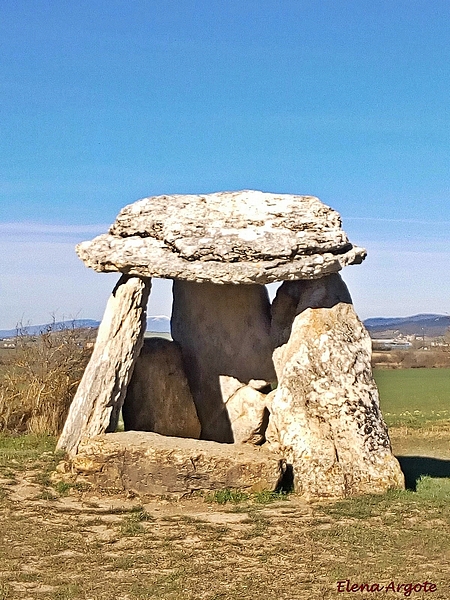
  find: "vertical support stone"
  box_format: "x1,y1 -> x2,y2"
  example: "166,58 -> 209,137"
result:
122,337 -> 201,439
171,281 -> 276,443
269,274 -> 404,498
57,275 -> 151,457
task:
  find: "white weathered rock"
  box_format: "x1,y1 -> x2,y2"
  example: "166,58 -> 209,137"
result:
269,274 -> 404,498
219,375 -> 272,403
271,273 -> 353,378
218,375 -> 245,402
226,385 -> 270,445
122,337 -> 201,439
57,275 -> 151,457
76,191 -> 366,284
66,431 -> 285,496
171,280 -> 277,443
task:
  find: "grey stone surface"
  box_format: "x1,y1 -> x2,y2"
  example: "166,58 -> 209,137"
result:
225,385 -> 270,445
270,273 -> 353,378
122,337 -> 201,439
268,274 -> 405,498
68,431 -> 285,496
57,275 -> 151,457
76,191 -> 366,284
171,280 -> 277,443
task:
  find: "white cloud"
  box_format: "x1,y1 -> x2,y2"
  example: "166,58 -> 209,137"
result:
0,222 -> 172,329
0,222 -> 110,235
1,220 -> 449,328
345,217 -> 450,226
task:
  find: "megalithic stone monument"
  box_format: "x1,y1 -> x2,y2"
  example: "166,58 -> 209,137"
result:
57,190 -> 404,498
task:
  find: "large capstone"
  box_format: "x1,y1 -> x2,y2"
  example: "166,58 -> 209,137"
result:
76,191 -> 366,284
268,274 -> 404,498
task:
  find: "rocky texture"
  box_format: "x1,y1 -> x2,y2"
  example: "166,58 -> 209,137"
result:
171,280 -> 277,443
65,431 -> 286,496
76,191 -> 366,284
58,190 -> 399,502
57,275 -> 151,457
225,385 -> 270,445
268,274 -> 405,498
122,337 -> 201,439
271,273 -> 353,378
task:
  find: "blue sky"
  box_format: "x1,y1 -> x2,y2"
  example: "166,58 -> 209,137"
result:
1,1 -> 449,328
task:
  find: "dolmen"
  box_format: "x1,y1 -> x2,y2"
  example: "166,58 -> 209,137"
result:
57,191 -> 404,498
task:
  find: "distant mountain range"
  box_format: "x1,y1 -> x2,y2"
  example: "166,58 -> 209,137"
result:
0,316 -> 171,339
364,314 -> 450,337
1,313 -> 449,340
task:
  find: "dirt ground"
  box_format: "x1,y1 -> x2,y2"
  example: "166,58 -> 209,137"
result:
0,429 -> 449,600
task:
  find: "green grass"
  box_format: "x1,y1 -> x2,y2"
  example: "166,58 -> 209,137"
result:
205,488 -> 290,506
206,488 -> 250,504
0,433 -> 57,469
374,367 -> 450,427
319,476 -> 450,521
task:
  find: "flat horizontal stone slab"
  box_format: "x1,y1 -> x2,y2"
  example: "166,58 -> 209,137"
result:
76,191 -> 366,283
65,431 -> 285,496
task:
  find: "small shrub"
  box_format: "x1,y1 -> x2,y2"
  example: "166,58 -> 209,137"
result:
415,475 -> 450,502
53,481 -> 73,496
0,322 -> 94,435
253,489 -> 290,504
207,488 -> 250,504
120,508 -> 154,536
129,506 -> 155,521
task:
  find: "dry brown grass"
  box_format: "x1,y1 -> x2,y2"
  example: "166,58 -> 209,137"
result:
0,429 -> 450,600
372,349 -> 450,369
0,325 -> 93,435
0,430 -> 449,600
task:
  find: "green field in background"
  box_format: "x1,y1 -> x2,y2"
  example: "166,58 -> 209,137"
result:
374,367 -> 450,427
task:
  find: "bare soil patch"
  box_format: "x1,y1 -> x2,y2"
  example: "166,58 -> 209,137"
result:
0,430 -> 449,600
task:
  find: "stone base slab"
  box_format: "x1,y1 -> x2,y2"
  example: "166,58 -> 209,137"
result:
58,431 -> 286,497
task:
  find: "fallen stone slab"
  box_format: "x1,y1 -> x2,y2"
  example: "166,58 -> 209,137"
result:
62,431 -> 286,497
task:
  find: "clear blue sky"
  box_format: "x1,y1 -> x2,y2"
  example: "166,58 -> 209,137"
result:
1,1 -> 449,328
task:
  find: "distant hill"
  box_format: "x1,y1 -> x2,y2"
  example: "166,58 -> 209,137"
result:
2,313 -> 448,340
364,314 -> 450,337
0,315 -> 171,339
0,319 -> 100,339
146,315 -> 170,333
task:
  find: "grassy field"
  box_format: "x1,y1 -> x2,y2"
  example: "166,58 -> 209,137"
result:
0,367 -> 449,598
0,422 -> 449,600
374,367 -> 450,427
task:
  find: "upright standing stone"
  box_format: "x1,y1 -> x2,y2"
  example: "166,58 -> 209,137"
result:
122,337 -> 201,439
269,274 -> 404,498
57,275 -> 151,457
171,281 -> 277,443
